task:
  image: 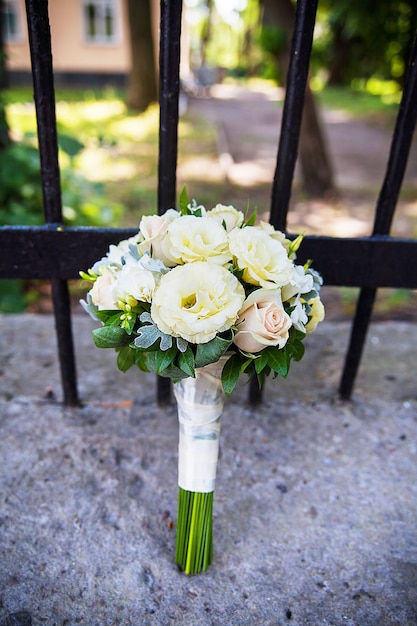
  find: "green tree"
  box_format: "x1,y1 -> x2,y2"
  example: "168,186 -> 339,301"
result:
318,0 -> 417,85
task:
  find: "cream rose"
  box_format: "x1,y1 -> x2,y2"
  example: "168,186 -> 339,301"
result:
228,226 -> 293,288
151,262 -> 245,343
89,267 -> 120,310
208,204 -> 244,231
305,296 -> 325,334
112,261 -> 156,304
138,209 -> 180,264
234,288 -> 292,353
162,215 -> 231,265
257,222 -> 302,259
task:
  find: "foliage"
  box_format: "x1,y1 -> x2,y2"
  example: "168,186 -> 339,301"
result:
186,0 -> 416,87
0,125 -> 124,311
0,141 -> 43,225
314,84 -> 401,119
312,0 -> 416,86
0,139 -> 123,230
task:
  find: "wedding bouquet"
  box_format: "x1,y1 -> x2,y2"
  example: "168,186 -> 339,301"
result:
80,191 -> 325,574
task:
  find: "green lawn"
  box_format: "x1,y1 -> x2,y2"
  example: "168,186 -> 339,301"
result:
4,80 -> 402,227
2,81 -> 412,317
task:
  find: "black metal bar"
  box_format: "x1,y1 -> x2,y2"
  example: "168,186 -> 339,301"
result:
25,0 -> 61,224
269,0 -> 319,231
157,0 -> 182,404
251,0 -> 319,405
50,278 -> 79,405
158,0 -> 182,216
25,0 -> 79,406
2,228 -> 417,288
372,31 -> 417,237
339,31 -> 417,401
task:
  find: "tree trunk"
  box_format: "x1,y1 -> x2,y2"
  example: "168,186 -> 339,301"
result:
0,0 -> 10,150
327,21 -> 352,86
261,0 -> 335,197
126,0 -> 158,111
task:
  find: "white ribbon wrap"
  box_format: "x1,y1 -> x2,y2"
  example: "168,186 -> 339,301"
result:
174,359 -> 227,493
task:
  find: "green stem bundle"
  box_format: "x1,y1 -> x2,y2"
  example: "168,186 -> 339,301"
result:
175,488 -> 214,574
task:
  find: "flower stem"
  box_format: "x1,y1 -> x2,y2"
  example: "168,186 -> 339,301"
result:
175,488 -> 214,574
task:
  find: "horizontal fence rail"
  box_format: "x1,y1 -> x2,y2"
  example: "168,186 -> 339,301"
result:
1,227 -> 416,289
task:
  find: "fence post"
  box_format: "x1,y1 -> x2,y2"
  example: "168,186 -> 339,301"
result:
250,0 -> 319,405
25,0 -> 79,406
339,31 -> 417,400
156,0 -> 183,404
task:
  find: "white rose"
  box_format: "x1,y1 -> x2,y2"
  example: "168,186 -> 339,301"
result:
151,261 -> 245,343
228,226 -> 293,288
234,288 -> 292,353
289,296 -> 309,332
305,296 -> 325,334
208,204 -> 244,231
91,233 -> 141,273
162,215 -> 231,266
281,264 -> 314,302
112,261 -> 156,304
138,210 -> 180,264
89,267 -> 120,310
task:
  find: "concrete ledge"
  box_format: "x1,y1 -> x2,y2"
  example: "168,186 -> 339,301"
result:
0,315 -> 416,624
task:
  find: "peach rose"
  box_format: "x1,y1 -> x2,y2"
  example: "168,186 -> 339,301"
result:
234,288 -> 292,353
138,209 -> 179,265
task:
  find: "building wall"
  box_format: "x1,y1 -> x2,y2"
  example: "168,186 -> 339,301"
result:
5,0 -> 189,86
49,0 -> 131,72
5,0 -> 132,76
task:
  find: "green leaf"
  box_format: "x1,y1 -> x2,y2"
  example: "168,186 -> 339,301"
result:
153,345 -> 177,374
179,186 -> 188,215
265,347 -> 290,377
244,210 -> 257,226
117,346 -> 136,372
92,326 -> 132,349
143,349 -> 186,379
254,350 -> 269,374
94,310 -> 122,325
177,345 -> 195,377
221,353 -> 251,396
290,339 -> 305,362
58,133 -> 85,158
195,334 -> 233,368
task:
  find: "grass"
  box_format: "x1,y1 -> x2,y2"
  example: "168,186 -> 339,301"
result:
3,81 -> 415,319
5,79 -> 403,225
313,81 -> 401,122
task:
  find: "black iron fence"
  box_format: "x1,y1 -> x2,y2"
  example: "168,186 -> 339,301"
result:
0,0 -> 416,406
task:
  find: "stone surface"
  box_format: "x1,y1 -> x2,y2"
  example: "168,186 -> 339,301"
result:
0,314 -> 417,625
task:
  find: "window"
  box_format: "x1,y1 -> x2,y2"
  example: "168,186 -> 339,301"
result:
83,0 -> 118,44
2,0 -> 21,42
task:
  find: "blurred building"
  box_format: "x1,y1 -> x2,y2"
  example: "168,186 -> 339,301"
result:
2,0 -> 171,88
